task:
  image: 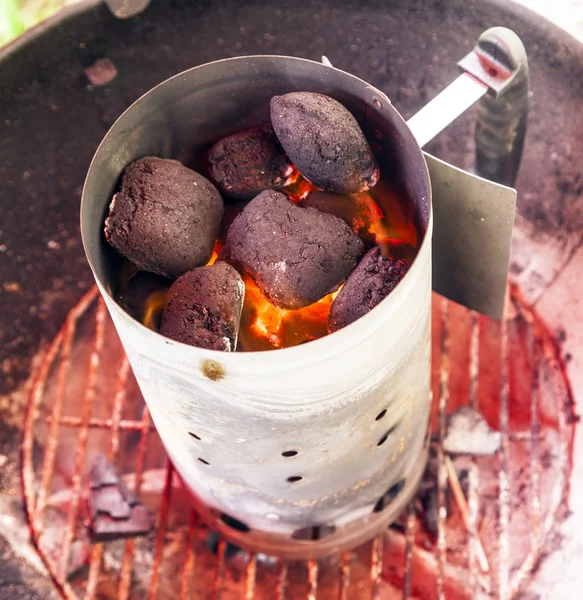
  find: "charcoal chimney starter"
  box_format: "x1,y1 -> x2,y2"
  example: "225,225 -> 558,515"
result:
81,56 -> 432,558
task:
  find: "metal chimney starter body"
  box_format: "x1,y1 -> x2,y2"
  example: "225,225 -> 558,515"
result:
82,56 -> 432,558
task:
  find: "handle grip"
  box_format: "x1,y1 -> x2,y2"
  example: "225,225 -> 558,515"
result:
458,27 -> 530,187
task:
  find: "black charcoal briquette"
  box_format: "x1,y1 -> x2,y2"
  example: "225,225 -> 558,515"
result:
270,92 -> 379,194
208,125 -> 295,200
223,190 -> 363,309
160,261 -> 244,351
104,157 -> 224,278
329,246 -> 409,332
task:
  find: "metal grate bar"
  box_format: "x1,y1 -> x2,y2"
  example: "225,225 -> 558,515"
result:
306,559 -> 318,600
338,553 -> 350,600
436,297 -> 450,600
498,313 -> 511,600
21,322 -> 69,597
529,328 -> 542,545
508,296 -> 572,596
34,289 -> 99,524
468,312 -> 481,592
149,461 -> 175,600
245,553 -> 258,600
402,503 -> 416,600
109,358 -> 131,460
119,404 -> 153,600
467,465 -> 480,593
59,299 -> 108,581
46,415 -> 155,431
276,561 -> 288,600
180,511 -> 199,600
212,539 -> 227,600
85,542 -> 104,599
86,356 -> 132,600
370,534 -> 384,600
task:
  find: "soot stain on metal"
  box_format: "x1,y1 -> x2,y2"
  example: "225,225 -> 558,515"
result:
201,359 -> 225,381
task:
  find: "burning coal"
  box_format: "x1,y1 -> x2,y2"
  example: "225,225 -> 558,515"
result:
160,262 -> 244,351
270,92 -> 379,193
208,124 -> 297,200
222,190 -> 363,309
105,92 -> 419,351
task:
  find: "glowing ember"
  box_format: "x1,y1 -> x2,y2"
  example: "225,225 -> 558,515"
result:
368,180 -> 418,252
234,177 -> 418,348
283,173 -> 319,202
118,157 -> 419,350
142,290 -> 167,331
238,275 -> 339,351
206,245 -> 220,266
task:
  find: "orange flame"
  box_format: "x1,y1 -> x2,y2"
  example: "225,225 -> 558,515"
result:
366,180 -> 418,252
236,179 -> 419,349
238,275 -> 339,351
284,173 -> 320,202
142,289 -> 168,330
133,176 -> 419,350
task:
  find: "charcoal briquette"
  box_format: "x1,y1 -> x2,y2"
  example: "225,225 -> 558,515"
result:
223,190 -> 363,309
160,261 -> 244,351
105,157 -> 224,278
270,92 -> 379,194
300,191 -> 377,245
208,125 -> 295,200
329,246 -> 409,332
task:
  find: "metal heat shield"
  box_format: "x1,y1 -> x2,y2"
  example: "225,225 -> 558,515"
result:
427,154 -> 517,319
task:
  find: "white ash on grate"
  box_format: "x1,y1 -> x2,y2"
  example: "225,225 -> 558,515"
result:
208,125 -> 296,200
223,190 -> 363,309
160,262 -> 244,350
328,246 -> 410,333
443,406 -> 501,456
88,455 -> 154,542
105,157 -> 224,278
270,92 -> 379,193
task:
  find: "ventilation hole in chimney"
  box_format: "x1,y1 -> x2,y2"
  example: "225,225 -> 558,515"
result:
291,524 -> 336,541
282,450 -> 298,457
372,478 -> 406,513
377,424 -> 398,446
189,432 -> 201,441
198,458 -> 210,465
287,475 -> 303,483
375,409 -> 387,421
218,513 -> 250,533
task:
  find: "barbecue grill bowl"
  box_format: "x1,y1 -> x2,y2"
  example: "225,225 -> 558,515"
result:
81,56 -> 432,558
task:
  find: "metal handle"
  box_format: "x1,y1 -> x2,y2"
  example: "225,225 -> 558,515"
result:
407,27 -> 528,189
459,27 -> 529,187
324,28 -> 529,188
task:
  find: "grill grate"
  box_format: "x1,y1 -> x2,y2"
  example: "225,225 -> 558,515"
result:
22,285 -> 574,599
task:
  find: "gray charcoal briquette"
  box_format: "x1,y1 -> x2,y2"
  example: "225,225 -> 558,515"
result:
329,246 -> 409,332
104,157 -> 224,278
223,190 -> 363,309
208,125 -> 295,200
160,261 -> 244,351
270,92 -> 379,194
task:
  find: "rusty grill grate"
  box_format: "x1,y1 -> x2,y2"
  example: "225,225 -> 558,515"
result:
22,285 -> 574,599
